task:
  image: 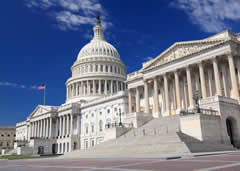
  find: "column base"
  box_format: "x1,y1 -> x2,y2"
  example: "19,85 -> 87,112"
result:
152,112 -> 161,118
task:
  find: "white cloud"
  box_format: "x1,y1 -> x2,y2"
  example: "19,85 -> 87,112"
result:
0,82 -> 25,88
25,0 -> 111,31
171,0 -> 240,33
144,56 -> 154,61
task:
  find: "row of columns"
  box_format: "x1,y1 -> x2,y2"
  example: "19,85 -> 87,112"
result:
75,64 -> 124,76
67,80 -> 125,99
30,117 -> 52,138
56,114 -> 81,138
129,54 -> 240,114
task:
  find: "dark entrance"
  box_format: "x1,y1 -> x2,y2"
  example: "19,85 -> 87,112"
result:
74,142 -> 77,150
226,118 -> 236,147
37,146 -> 44,155
52,144 -> 57,154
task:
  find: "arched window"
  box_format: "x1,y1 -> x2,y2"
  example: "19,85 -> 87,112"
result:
85,124 -> 89,134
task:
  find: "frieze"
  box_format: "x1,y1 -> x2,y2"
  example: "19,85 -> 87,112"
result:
143,40 -> 226,71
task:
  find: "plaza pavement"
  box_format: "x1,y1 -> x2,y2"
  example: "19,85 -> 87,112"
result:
0,151 -> 240,171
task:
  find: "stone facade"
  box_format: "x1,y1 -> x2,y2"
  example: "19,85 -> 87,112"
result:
127,30 -> 240,148
15,15 -> 128,155
0,126 -> 15,153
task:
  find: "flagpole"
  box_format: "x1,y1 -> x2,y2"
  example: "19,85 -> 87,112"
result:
44,84 -> 46,105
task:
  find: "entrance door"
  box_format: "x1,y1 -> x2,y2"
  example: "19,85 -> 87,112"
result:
52,144 -> 56,154
226,118 -> 235,147
38,146 -> 44,155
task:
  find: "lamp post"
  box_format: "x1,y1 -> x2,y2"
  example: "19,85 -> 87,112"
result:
193,90 -> 201,113
119,109 -> 122,127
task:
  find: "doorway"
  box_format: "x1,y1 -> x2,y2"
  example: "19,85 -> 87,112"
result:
52,144 -> 57,154
226,117 -> 237,147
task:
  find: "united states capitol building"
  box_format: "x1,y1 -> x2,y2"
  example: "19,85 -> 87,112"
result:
15,16 -> 240,156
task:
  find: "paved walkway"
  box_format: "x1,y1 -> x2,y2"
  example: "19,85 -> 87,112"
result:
1,151 -> 240,171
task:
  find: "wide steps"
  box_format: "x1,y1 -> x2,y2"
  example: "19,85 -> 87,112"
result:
63,116 -> 235,158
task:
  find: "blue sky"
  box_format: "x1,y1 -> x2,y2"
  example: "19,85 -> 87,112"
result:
1,0 -> 240,126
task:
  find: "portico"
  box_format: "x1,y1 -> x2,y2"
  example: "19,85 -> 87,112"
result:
127,31 -> 240,117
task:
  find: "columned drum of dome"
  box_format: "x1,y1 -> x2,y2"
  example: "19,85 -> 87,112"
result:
66,15 -> 127,103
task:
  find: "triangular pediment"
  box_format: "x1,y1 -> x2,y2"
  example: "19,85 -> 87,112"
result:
142,39 -> 226,71
29,105 -> 52,118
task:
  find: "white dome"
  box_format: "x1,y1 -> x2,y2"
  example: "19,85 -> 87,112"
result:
77,17 -> 120,60
77,39 -> 120,60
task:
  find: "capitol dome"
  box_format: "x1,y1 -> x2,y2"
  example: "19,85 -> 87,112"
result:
77,38 -> 120,59
77,17 -> 120,60
65,15 -> 127,103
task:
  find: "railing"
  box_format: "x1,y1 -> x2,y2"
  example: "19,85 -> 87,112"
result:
105,122 -> 123,129
180,108 -> 218,116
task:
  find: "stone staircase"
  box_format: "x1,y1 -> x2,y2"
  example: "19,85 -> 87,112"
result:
4,148 -> 17,156
63,116 -> 235,158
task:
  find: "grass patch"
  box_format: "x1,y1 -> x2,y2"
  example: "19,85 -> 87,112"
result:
0,154 -> 60,160
0,155 -> 36,160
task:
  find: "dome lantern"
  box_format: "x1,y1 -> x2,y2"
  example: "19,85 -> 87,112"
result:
93,14 -> 104,41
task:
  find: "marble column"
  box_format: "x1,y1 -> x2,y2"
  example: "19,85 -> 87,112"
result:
70,114 -> 73,136
66,87 -> 69,99
174,71 -> 181,112
153,77 -> 159,114
228,54 -> 240,102
213,58 -> 223,96
93,80 -> 96,95
55,117 -> 59,137
98,80 -> 101,95
43,119 -> 46,137
199,62 -> 207,98
46,118 -> 49,138
207,68 -> 212,96
67,114 -> 69,136
49,117 -> 52,138
221,65 -> 228,97
116,81 -> 119,92
186,67 -> 194,109
144,80 -> 150,113
128,89 -> 132,113
105,80 -> 107,95
135,87 -> 140,112
63,115 -> 66,137
164,74 -> 170,114
59,116 -> 62,137
40,120 -> 43,137
87,81 -> 90,96
111,80 -> 113,94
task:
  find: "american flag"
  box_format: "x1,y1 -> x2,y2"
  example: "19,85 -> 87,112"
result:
38,84 -> 46,90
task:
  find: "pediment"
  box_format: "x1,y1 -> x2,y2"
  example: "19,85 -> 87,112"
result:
142,39 -> 226,71
29,105 -> 52,118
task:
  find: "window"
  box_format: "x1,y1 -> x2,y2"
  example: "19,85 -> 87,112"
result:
99,112 -> 102,116
1,134 -> 4,137
107,109 -> 110,114
114,108 -> 117,112
91,113 -> 94,117
86,115 -> 88,119
91,124 -> 94,133
99,120 -> 103,132
91,140 -> 94,147
95,65 -> 98,72
8,134 -> 10,137
86,126 -> 89,134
